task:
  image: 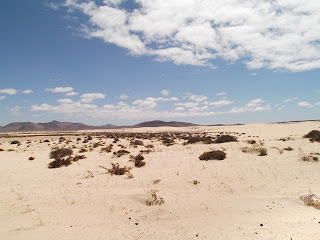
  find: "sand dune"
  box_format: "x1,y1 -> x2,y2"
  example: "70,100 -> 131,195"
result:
1,121 -> 320,239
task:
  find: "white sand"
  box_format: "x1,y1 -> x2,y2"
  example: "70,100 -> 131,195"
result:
1,121 -> 320,239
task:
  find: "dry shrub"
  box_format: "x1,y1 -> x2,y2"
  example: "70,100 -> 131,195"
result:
145,144 -> 154,148
100,163 -> 132,175
49,148 -> 73,160
199,150 -> 226,160
101,144 -> 113,153
146,190 -> 165,206
79,148 -> 88,153
28,156 -> 35,160
246,140 -> 256,144
130,140 -> 144,146
0,149 -> 4,151
130,154 -> 145,168
214,135 -> 237,143
304,130 -> 320,142
48,158 -> 72,168
258,147 -> 268,156
10,140 -> 21,145
300,193 -> 320,209
113,149 -> 130,157
283,146 -> 294,151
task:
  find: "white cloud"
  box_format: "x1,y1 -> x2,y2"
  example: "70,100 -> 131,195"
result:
175,102 -> 198,108
189,94 -> 207,102
10,106 -> 22,115
216,92 -> 227,96
284,97 -> 298,103
80,93 -> 106,103
298,101 -> 312,107
174,107 -> 185,111
161,90 -> 170,96
22,89 -> 33,94
63,0 -> 320,71
0,96 -> 5,100
119,94 -> 129,100
45,87 -> 73,93
208,100 -> 234,107
65,91 -> 78,96
230,98 -> 270,113
133,98 -> 158,109
57,98 -> 74,104
0,88 -> 18,95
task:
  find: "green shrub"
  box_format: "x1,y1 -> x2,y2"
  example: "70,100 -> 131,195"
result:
49,148 -> 73,160
214,135 -> 237,143
199,150 -> 226,160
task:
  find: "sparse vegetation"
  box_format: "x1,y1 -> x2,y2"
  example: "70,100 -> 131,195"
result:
49,148 -> 73,160
101,144 -> 113,153
113,149 -> 130,157
99,163 -> 132,176
258,147 -> 268,156
304,130 -> 320,142
28,156 -> 34,160
300,193 -> 320,209
283,146 -> 294,151
246,140 -> 256,144
214,135 -> 237,143
48,158 -> 72,168
130,140 -> 144,146
130,154 -> 146,168
199,150 -> 226,160
146,190 -> 165,206
10,140 -> 21,145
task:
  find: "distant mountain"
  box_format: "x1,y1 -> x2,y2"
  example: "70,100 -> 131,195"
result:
133,120 -> 197,128
0,120 -> 199,132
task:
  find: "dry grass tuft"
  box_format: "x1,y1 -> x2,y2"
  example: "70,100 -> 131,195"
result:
146,190 -> 165,206
300,193 -> 320,209
99,163 -> 132,176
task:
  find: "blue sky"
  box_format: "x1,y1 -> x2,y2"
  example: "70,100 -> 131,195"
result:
0,0 -> 319,126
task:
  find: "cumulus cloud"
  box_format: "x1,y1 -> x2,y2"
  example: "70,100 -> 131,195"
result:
0,88 -> 18,95
57,98 -> 74,104
45,87 -> 73,93
161,90 -> 170,96
80,93 -> 106,103
284,97 -> 298,103
298,101 -> 313,107
208,100 -> 234,107
133,96 -> 178,109
216,92 -> 227,96
22,89 -> 33,94
119,94 -> 129,100
63,0 -> 320,71
65,91 -> 78,96
189,94 -> 207,102
175,102 -> 199,108
229,98 -> 270,113
0,96 -> 5,100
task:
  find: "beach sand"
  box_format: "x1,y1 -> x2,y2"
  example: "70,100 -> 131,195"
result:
1,121 -> 320,239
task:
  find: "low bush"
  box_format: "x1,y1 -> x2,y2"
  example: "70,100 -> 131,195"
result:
48,158 -> 72,168
113,150 -> 130,157
10,140 -> 21,145
300,193 -> 320,209
258,147 -> 268,156
304,130 -> 320,142
49,148 -> 73,160
146,190 -> 165,206
101,144 -> 113,153
130,140 -> 144,146
130,154 -> 146,168
199,150 -> 226,160
28,156 -> 35,160
100,163 -> 131,175
214,135 -> 237,143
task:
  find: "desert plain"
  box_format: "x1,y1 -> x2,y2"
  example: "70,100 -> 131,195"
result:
0,121 -> 320,240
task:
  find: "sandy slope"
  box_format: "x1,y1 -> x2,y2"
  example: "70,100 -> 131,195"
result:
1,121 -> 320,240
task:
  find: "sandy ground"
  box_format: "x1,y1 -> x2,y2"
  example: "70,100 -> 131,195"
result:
1,121 -> 320,240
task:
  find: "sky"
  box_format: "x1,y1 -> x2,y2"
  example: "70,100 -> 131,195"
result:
0,0 -> 319,126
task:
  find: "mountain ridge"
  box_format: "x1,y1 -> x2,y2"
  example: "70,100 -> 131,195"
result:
0,120 -> 200,132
